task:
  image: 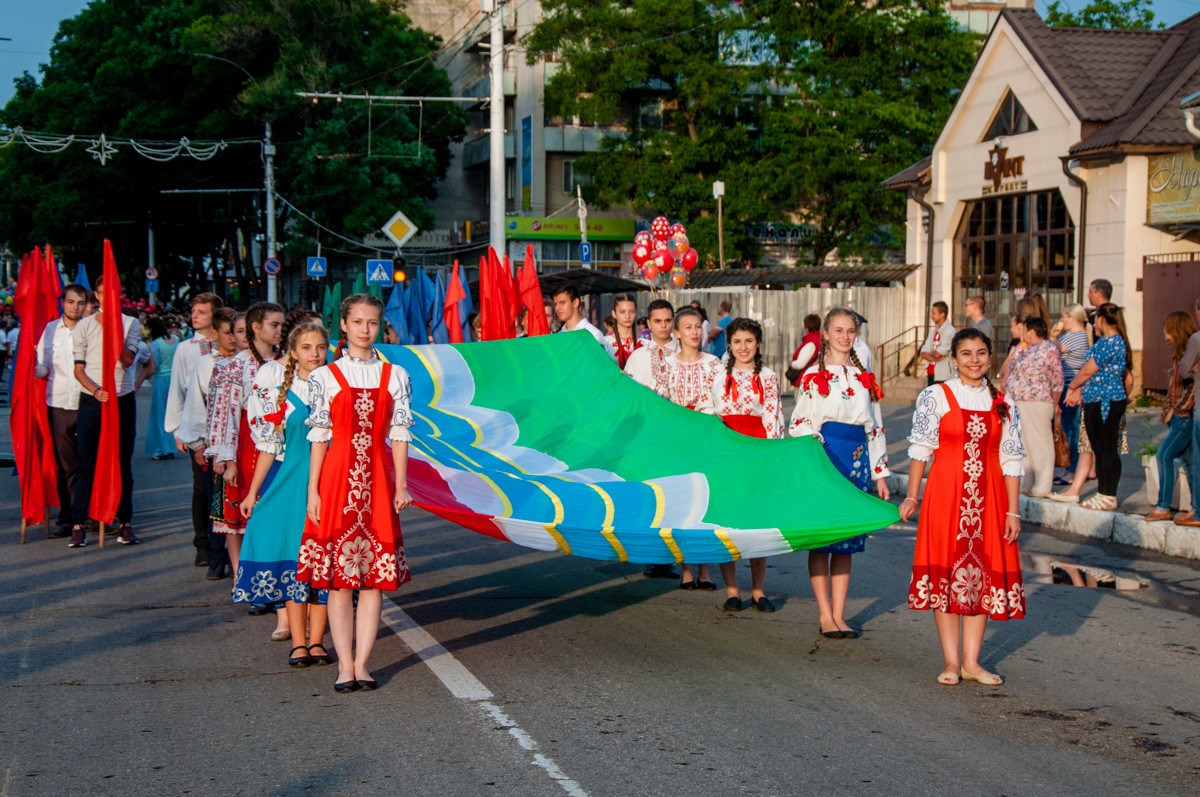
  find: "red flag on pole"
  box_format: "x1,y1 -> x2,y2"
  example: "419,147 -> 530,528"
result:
518,244 -> 549,337
444,260 -> 466,344
481,247 -> 516,341
88,240 -> 123,524
9,247 -> 60,527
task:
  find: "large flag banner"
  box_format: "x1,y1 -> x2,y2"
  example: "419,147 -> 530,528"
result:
10,247 -> 61,525
88,240 -> 123,524
517,244 -> 549,337
444,261 -> 466,344
381,334 -> 898,563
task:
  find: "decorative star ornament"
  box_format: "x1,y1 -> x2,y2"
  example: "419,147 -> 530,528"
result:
86,133 -> 118,165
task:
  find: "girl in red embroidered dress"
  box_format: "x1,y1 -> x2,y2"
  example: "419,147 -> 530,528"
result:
300,294 -> 415,692
707,318 -> 783,612
899,329 -> 1026,687
604,293 -> 644,370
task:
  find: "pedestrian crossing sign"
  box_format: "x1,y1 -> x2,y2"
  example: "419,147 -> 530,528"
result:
366,259 -> 394,285
306,256 -> 327,277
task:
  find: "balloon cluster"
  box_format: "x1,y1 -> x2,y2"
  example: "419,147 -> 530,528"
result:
631,217 -> 698,288
0,283 -> 14,305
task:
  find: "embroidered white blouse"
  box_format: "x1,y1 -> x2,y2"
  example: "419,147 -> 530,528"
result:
664,352 -> 722,410
204,349 -> 264,462
789,363 -> 891,479
624,338 -> 680,397
246,359 -> 316,458
706,366 -> 785,439
178,346 -> 222,449
305,355 -> 414,444
907,379 -> 1026,477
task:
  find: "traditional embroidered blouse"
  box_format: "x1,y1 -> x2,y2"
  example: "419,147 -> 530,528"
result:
1080,334 -> 1128,417
790,363 -> 891,479
664,352 -> 722,410
204,349 -> 264,462
624,338 -> 681,397
707,366 -> 785,439
604,333 -> 644,369
907,379 -> 1026,477
179,345 -> 222,448
1003,339 -> 1063,403
246,359 -> 315,458
305,354 -> 414,444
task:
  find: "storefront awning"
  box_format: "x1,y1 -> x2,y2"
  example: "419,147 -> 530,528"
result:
683,265 -> 921,289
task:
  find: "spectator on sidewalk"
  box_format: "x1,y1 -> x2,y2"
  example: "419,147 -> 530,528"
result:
1086,279 -> 1113,325
34,283 -> 87,536
919,301 -> 955,386
707,300 -> 733,359
1051,304 -> 1090,483
1173,298 -> 1200,529
964,295 -> 994,344
1003,316 -> 1063,498
789,314 -> 823,393
1146,310 -> 1198,522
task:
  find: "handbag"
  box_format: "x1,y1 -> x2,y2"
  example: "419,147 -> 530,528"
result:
1052,415 -> 1070,468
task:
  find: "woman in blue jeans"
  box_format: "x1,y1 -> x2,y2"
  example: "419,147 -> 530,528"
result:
1147,311 -> 1197,521
1052,304 -> 1090,481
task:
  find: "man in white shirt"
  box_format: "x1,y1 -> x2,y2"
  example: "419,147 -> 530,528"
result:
71,277 -> 142,548
622,298 -> 681,579
553,285 -> 616,357
163,292 -> 223,566
35,283 -> 87,536
919,301 -> 956,386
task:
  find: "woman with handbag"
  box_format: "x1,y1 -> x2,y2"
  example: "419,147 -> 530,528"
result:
1146,311 -> 1198,522
1002,316 -> 1063,498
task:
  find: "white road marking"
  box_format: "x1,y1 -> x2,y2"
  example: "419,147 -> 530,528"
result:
382,598 -> 590,797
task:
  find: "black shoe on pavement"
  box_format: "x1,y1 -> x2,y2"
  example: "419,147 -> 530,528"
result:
68,525 -> 87,548
195,551 -> 209,567
643,564 -> 681,579
723,596 -> 743,612
206,561 -> 230,580
117,524 -> 140,545
752,596 -> 776,613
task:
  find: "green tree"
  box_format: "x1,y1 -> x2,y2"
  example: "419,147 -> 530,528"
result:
1045,0 -> 1159,30
526,0 -> 977,267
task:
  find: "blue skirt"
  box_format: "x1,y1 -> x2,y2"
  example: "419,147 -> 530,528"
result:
817,421 -> 870,555
143,373 -> 175,458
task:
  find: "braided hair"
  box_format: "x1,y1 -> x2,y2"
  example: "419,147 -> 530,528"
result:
244,301 -> 284,366
950,328 -> 1009,423
611,292 -> 638,352
275,320 -> 329,435
818,307 -> 858,374
278,306 -> 318,357
724,317 -> 764,379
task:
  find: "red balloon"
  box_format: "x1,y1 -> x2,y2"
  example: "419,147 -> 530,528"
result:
642,263 -> 660,280
651,216 -> 671,241
634,230 -> 654,248
632,244 -> 652,266
681,248 -> 699,271
653,247 -> 675,270
669,222 -> 687,238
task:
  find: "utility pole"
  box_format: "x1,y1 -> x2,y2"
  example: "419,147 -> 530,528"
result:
264,121 -> 278,304
485,0 -> 506,263
577,184 -> 589,269
714,181 -> 726,269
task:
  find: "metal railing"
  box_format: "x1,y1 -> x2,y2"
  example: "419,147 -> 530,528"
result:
876,325 -> 922,387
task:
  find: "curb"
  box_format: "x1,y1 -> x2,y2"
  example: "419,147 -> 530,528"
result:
887,473 -> 1200,561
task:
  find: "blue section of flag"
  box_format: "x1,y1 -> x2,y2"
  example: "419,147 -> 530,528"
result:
430,270 -> 449,344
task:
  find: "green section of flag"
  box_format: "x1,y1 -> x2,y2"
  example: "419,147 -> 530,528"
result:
454,333 -> 898,549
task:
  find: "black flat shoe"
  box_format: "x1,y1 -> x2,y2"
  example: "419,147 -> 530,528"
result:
821,628 -> 846,639
334,679 -> 359,693
307,644 -> 332,665
356,678 -> 378,691
288,646 -> 312,667
679,579 -> 698,591
697,580 -> 718,591
752,597 -> 776,613
723,596 -> 743,611
247,605 -> 271,616
841,628 -> 860,639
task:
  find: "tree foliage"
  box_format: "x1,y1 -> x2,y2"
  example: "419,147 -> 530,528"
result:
1045,0 -> 1160,30
0,0 -> 465,299
527,0 -> 977,266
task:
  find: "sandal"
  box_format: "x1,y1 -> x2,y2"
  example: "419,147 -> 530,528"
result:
960,668 -> 1003,686
1048,492 -> 1079,503
288,646 -> 312,667
937,669 -> 961,686
1080,493 -> 1117,511
1145,509 -> 1172,522
307,644 -> 332,665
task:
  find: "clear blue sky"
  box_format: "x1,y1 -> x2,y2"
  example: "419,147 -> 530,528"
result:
2,0 -> 1199,108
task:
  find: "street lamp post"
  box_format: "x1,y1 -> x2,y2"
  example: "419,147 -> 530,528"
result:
713,180 -> 726,269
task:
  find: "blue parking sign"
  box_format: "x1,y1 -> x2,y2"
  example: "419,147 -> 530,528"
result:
580,241 -> 592,264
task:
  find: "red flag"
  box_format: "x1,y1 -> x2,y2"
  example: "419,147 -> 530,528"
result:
88,240 -> 123,524
501,252 -> 518,334
518,244 -> 549,337
444,260 -> 466,344
9,247 -> 60,524
481,247 -> 516,341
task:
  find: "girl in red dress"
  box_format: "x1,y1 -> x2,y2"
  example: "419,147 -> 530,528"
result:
300,294 -> 415,692
899,329 -> 1026,686
604,293 -> 643,369
707,318 -> 784,612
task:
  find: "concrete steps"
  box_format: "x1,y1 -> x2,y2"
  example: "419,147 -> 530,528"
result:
880,376 -> 925,407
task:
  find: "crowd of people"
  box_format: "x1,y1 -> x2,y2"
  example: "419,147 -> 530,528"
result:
25,278 -> 1038,688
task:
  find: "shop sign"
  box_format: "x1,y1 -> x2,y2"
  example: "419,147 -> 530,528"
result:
1147,150 -> 1200,225
982,143 -> 1026,195
504,216 -> 635,241
745,222 -> 819,243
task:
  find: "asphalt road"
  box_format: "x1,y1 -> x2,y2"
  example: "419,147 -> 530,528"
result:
3,390 -> 1200,797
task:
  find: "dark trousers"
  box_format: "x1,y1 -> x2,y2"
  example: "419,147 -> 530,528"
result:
1083,400 -> 1125,497
49,407 -> 80,525
117,392 -> 136,523
73,395 -> 101,525
190,455 -> 214,556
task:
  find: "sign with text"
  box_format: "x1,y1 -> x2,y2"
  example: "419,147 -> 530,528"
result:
504,216 -> 635,241
1148,150 -> 1200,225
982,144 -> 1026,195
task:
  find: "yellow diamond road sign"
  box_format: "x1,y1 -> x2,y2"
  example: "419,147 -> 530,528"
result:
382,209 -> 418,248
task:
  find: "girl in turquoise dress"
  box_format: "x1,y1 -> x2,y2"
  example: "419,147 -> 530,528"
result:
142,317 -> 179,459
235,321 -> 331,668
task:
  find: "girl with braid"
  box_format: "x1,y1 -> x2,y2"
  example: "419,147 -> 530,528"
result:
237,321 -> 332,667
205,302 -> 284,587
706,318 -> 783,612
900,328 -> 1026,686
790,308 -> 890,639
301,293 -> 414,692
603,293 -> 644,369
